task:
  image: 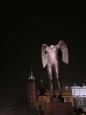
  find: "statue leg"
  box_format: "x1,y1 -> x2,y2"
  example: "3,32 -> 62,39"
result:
47,64 -> 53,94
54,64 -> 61,91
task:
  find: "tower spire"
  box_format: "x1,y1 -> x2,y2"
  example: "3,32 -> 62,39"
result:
27,66 -> 36,108
29,66 -> 35,80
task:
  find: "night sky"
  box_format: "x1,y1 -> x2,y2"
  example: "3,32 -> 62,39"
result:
0,4 -> 86,112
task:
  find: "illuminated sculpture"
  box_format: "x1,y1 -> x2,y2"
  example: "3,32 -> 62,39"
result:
41,40 -> 69,94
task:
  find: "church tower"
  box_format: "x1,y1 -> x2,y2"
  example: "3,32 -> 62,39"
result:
27,70 -> 37,108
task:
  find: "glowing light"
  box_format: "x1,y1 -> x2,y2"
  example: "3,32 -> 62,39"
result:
71,86 -> 86,97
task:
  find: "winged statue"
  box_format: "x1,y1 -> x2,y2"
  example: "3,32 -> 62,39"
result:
41,40 -> 69,93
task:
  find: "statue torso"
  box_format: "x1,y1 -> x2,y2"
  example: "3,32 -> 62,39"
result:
46,45 -> 59,64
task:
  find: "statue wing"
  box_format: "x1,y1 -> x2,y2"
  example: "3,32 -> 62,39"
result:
58,40 -> 69,64
41,44 -> 48,68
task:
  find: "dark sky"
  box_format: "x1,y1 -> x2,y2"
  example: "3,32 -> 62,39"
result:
0,4 -> 86,110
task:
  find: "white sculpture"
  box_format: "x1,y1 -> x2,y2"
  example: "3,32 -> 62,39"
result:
41,40 -> 69,93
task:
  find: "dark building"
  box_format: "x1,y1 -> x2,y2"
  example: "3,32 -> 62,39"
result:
27,70 -> 37,108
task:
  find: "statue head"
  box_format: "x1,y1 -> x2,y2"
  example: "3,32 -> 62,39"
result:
50,45 -> 54,48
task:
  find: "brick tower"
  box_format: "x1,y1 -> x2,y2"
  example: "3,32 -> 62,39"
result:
27,70 -> 36,108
